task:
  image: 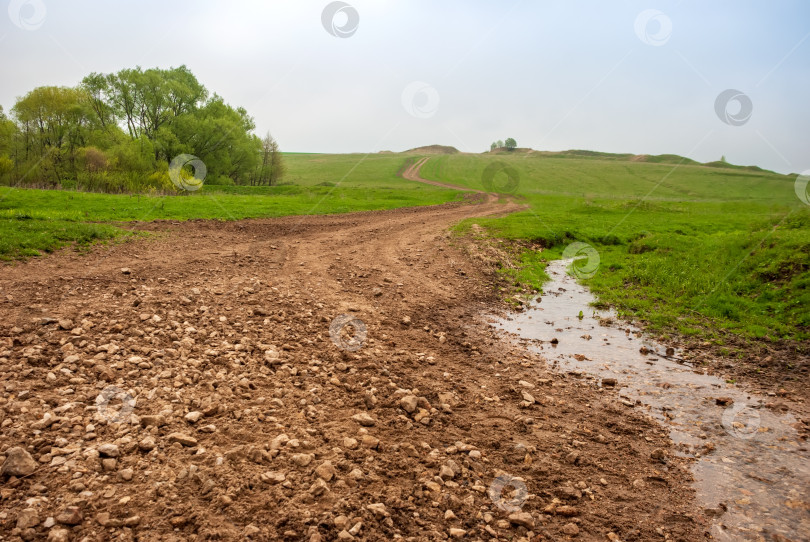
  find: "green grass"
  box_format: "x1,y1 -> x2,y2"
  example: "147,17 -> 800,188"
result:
0,153 -> 467,260
430,153 -> 809,342
4,148 -> 808,344
0,217 -> 125,260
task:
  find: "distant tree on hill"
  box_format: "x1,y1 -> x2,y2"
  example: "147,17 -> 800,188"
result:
505,138 -> 517,150
496,140 -> 504,149
490,142 -> 497,151
721,155 -> 727,163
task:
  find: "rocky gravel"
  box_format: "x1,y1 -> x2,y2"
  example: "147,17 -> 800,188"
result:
0,199 -> 707,541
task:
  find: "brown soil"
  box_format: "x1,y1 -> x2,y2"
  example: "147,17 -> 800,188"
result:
470,233 -> 810,440
0,193 -> 710,540
674,336 -> 810,436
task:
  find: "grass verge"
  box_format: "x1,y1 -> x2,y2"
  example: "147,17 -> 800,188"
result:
0,153 -> 467,260
437,153 -> 809,343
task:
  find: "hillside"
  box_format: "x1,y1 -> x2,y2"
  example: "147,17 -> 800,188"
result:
403,144 -> 460,155
486,148 -> 779,173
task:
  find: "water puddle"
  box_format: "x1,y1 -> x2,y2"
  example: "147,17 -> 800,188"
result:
492,259 -> 810,541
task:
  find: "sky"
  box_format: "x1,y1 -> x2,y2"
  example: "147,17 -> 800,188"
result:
1,0 -> 808,174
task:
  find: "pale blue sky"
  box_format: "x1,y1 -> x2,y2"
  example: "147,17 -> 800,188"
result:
1,0 -> 808,173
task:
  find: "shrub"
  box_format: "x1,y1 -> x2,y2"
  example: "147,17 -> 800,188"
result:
78,147 -> 109,173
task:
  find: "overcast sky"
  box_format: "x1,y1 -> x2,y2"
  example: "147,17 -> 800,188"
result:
1,0 -> 808,173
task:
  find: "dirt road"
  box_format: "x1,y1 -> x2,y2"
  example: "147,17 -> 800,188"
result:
401,157 -> 483,192
0,192 -> 706,540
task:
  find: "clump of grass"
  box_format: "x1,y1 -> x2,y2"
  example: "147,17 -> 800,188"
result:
0,219 -> 125,260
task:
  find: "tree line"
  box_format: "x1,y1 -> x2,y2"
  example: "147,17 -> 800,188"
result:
0,65 -> 284,193
490,138 -> 517,151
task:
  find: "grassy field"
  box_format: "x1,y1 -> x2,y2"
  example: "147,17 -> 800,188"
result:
3,149 -> 808,343
0,153 -> 463,260
420,152 -> 809,342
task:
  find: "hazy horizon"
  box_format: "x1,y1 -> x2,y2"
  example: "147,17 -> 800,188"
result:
2,0 -> 808,174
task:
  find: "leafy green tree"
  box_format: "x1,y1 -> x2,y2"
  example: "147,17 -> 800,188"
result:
0,107 -> 13,182
84,66 -> 207,155
490,142 -> 497,151
505,137 -> 517,150
81,73 -> 116,132
4,65 -> 279,191
170,95 -> 261,184
496,140 -> 504,149
10,86 -> 93,181
0,107 -> 17,171
0,107 -> 12,144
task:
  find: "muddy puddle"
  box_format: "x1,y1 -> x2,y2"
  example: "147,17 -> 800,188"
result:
492,259 -> 810,541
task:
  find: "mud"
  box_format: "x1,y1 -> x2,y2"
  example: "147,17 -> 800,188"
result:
494,259 -> 810,542
0,199 -> 708,541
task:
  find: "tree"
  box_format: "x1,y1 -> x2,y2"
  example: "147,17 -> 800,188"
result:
10,86 -> 93,181
4,65 -> 278,191
490,142 -> 497,151
249,132 -> 284,186
171,95 -> 262,184
81,73 -> 116,132
268,134 -> 285,185
0,106 -> 17,156
0,108 -> 13,182
496,140 -> 504,149
83,66 -> 207,158
505,137 -> 517,150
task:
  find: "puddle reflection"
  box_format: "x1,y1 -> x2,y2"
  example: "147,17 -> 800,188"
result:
492,259 -> 810,541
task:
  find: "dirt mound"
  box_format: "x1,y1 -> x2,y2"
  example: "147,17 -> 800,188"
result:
0,199 -> 706,541
403,144 -> 459,155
